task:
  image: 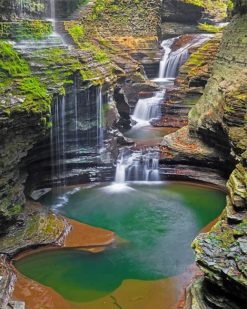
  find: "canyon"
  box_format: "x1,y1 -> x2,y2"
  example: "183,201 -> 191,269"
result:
0,0 -> 246,308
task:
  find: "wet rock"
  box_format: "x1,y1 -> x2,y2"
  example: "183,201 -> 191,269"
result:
162,0 -> 203,24
0,255 -> 15,308
7,301 -> 25,309
0,201 -> 70,257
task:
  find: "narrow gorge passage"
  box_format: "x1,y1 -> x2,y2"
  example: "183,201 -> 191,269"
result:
0,1 -> 246,309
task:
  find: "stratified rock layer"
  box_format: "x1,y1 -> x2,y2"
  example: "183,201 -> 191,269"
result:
160,3 -> 247,308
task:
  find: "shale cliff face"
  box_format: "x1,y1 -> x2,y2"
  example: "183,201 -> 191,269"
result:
187,11 -> 247,308
0,0 -> 161,234
161,0 -> 233,38
160,1 -> 247,307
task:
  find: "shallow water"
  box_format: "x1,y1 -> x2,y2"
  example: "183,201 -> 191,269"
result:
15,182 -> 225,304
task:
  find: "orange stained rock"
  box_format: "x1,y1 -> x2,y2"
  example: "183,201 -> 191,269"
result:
64,218 -> 115,248
13,270 -> 71,309
111,36 -> 158,50
12,265 -> 201,309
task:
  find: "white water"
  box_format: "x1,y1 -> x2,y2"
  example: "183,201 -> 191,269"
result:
132,91 -> 165,125
157,34 -> 213,81
19,0 -> 24,17
50,0 -> 56,27
96,86 -> 104,150
14,0 -> 67,51
115,149 -> 160,183
73,77 -> 79,154
51,96 -> 66,185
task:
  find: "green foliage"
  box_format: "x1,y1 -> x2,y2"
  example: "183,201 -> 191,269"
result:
183,0 -> 230,19
198,23 -> 221,33
0,20 -> 52,41
67,23 -> 85,45
92,0 -> 111,19
227,0 -> 234,10
0,41 -> 29,77
0,40 -> 51,120
82,42 -> 109,63
18,77 -> 47,98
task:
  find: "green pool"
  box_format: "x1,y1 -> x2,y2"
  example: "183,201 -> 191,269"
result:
15,182 -> 225,303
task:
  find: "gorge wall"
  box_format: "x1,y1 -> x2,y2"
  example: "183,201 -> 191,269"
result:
160,1 -> 247,307
0,0 -> 246,308
0,0 -> 161,236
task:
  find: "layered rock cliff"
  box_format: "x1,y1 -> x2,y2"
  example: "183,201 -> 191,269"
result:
0,0 -> 160,242
161,1 -> 247,307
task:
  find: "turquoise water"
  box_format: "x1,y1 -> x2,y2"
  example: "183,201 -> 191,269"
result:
15,182 -> 225,303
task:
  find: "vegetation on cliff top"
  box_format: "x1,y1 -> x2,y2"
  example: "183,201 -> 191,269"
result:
0,20 -> 52,41
0,40 -> 51,118
184,0 -> 233,19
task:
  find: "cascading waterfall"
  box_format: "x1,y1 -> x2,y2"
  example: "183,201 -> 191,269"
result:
14,0 -> 66,51
19,0 -> 24,17
49,85 -> 108,185
51,96 -> 66,185
96,86 -> 104,151
50,0 -> 55,20
73,76 -> 79,154
115,148 -> 160,183
132,91 -> 165,124
158,34 -> 213,80
158,37 -> 176,79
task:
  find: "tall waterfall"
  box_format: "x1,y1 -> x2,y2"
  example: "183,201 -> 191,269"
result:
158,34 -> 213,79
96,86 -> 104,150
49,85 -> 107,186
115,148 -> 160,183
132,91 -> 165,124
19,0 -> 24,17
51,96 -> 66,185
50,0 -> 55,20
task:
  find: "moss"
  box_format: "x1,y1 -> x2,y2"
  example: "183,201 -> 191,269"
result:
183,0 -> 232,19
92,0 -> 112,20
0,20 -> 52,41
0,40 -> 51,122
198,23 -> 221,33
66,22 -> 85,45
0,193 -> 23,225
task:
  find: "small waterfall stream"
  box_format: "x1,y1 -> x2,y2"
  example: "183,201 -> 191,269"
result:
50,84 -> 106,186
50,0 -> 56,26
115,148 -> 160,183
156,34 -> 213,81
132,91 -> 165,125
96,86 -> 104,150
131,34 -> 213,127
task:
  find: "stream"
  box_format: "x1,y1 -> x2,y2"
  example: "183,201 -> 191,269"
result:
11,6 -> 221,307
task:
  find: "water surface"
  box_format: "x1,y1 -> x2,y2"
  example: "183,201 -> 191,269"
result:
15,182 -> 225,303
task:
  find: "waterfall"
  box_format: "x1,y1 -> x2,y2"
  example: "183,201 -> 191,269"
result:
73,77 -> 79,154
115,148 -> 160,183
19,0 -> 24,17
158,38 -> 176,79
51,96 -> 66,186
158,34 -> 213,80
50,0 -> 56,28
96,86 -> 104,151
132,91 -> 165,125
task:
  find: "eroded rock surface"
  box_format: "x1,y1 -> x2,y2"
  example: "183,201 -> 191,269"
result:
160,2 -> 247,307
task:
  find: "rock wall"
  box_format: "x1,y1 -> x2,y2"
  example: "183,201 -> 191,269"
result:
90,0 -> 161,38
0,0 -> 47,21
160,1 -> 247,307
161,0 -> 231,38
0,0 -> 161,235
153,34 -> 221,129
